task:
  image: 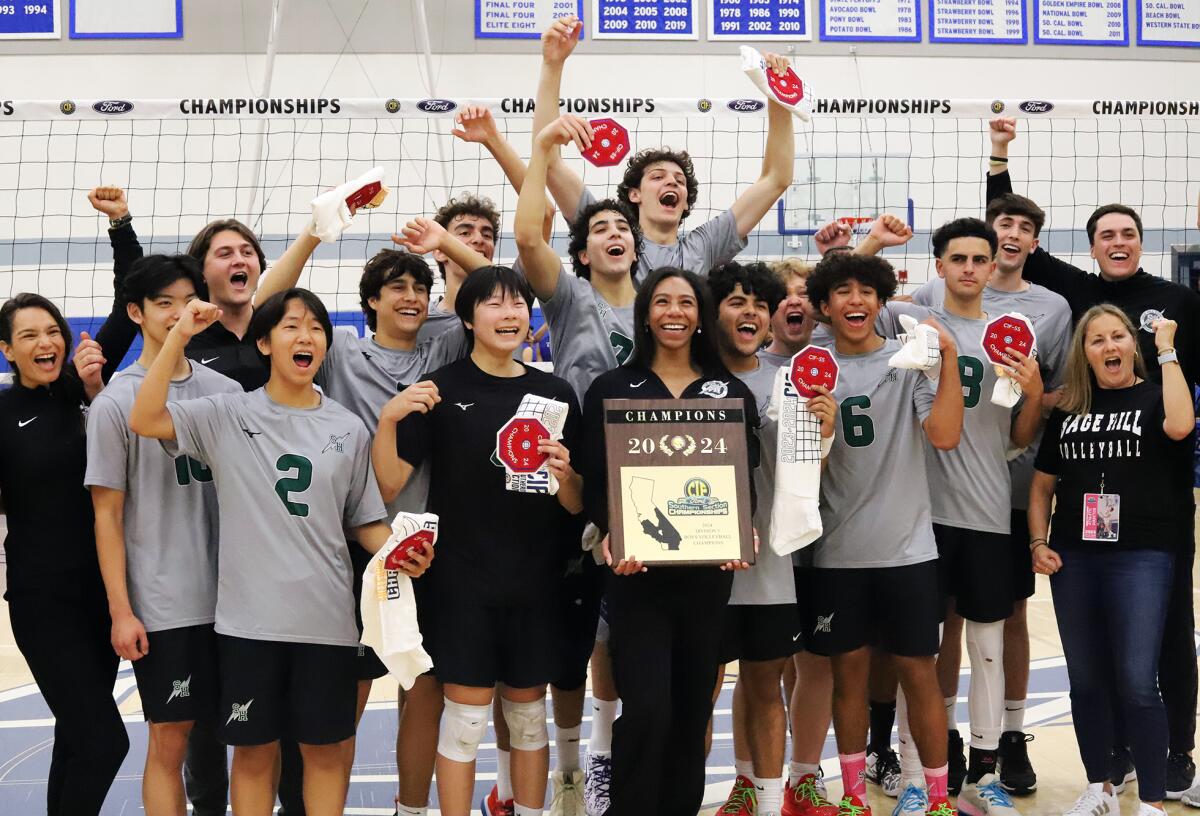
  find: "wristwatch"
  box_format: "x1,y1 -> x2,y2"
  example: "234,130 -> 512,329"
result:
1158,349 -> 1179,366
108,213 -> 132,230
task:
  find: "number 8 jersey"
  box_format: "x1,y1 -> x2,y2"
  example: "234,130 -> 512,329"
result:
163,389 -> 387,647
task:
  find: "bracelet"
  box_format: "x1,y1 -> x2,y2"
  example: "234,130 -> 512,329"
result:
989,156 -> 1009,163
823,245 -> 852,254
1029,538 -> 1048,552
108,213 -> 132,229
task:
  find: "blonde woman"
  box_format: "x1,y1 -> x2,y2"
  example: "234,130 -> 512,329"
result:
1029,304 -> 1195,816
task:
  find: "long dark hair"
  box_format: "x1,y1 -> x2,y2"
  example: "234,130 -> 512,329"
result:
627,267 -> 722,373
0,293 -> 75,386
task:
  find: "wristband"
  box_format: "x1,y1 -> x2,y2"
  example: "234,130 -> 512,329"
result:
823,245 -> 852,254
1029,537 -> 1048,551
989,156 -> 1008,163
108,214 -> 132,230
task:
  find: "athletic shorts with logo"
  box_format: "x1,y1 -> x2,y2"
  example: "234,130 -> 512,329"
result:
134,623 -> 219,724
719,603 -> 803,663
216,634 -> 358,746
428,601 -> 565,690
804,560 -> 941,657
349,539 -> 389,681
934,524 -> 1016,623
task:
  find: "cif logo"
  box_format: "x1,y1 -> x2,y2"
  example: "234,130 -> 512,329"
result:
727,99 -> 766,113
990,100 -> 1005,114
1018,100 -> 1054,114
385,98 -> 400,113
60,100 -> 76,115
684,478 -> 711,498
93,100 -> 134,115
697,98 -> 713,113
416,99 -> 457,113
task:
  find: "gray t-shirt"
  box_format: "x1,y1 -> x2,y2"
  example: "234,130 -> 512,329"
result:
925,308 -> 1017,534
731,355 -> 796,605
813,339 -> 939,569
540,268 -> 636,403
912,279 -> 1071,510
578,187 -> 747,285
317,325 -> 469,516
810,301 -> 932,347
416,296 -> 461,344
164,389 -> 387,647
84,361 -> 241,632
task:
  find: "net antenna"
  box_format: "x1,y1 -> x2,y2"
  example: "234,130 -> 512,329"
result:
243,0 -> 287,225
412,0 -> 451,196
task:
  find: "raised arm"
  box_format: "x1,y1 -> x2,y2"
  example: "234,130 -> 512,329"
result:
922,320 -> 964,450
371,381 -> 439,502
392,218 -> 491,274
253,231 -> 321,306
91,486 -> 148,660
129,300 -> 222,440
88,186 -> 142,381
853,214 -> 914,257
537,17 -> 587,224
730,56 -> 796,240
1154,319 -> 1196,440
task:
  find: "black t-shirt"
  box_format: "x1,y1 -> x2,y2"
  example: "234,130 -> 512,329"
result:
0,374 -> 98,597
1034,380 -> 1193,551
395,357 -> 582,606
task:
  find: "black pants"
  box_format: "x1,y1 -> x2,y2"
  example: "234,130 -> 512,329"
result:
603,568 -> 731,816
7,578 -> 129,816
1161,538 -> 1197,754
183,714 -> 229,816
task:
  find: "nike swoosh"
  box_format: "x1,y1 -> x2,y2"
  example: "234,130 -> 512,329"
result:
17,418 -> 36,427
792,631 -> 802,642
200,357 -> 219,365
631,379 -> 647,387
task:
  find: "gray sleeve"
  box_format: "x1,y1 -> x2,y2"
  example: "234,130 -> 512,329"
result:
426,322 -> 471,372
684,209 -> 748,276
84,395 -> 129,491
576,186 -> 598,216
539,263 -> 578,325
912,372 -> 936,424
161,395 -> 225,464
810,321 -> 835,347
911,281 -> 937,307
1042,301 -> 1073,390
343,426 -> 387,529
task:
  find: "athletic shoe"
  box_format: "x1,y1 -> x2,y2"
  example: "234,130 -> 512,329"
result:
835,794 -> 872,816
583,753 -> 612,816
1181,780 -> 1200,808
957,774 -> 1022,816
890,783 -> 928,816
998,731 -> 1038,795
550,769 -> 586,816
925,798 -> 955,816
867,748 -> 904,797
1135,803 -> 1166,816
480,786 -> 514,816
1108,747 -> 1136,795
948,732 -> 967,796
719,775 -> 759,815
1061,782 -> 1119,816
1167,751 -> 1197,799
782,774 -> 840,816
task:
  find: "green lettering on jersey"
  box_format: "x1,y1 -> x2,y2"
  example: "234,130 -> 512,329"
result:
840,395 -> 875,448
274,454 -> 313,517
173,456 -> 213,486
958,354 -> 984,409
609,331 -> 633,365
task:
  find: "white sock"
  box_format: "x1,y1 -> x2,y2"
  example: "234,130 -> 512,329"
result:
754,776 -> 784,815
789,761 -> 820,784
556,724 -> 582,773
496,748 -> 513,801
736,758 -> 754,778
589,699 -> 617,756
396,806 -> 427,816
945,695 -> 958,732
1003,699 -> 1026,733
514,804 -> 543,816
965,619 -> 1005,751
896,687 -> 925,790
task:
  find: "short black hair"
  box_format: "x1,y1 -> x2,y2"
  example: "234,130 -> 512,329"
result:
707,261 -> 786,316
124,254 -> 207,313
617,148 -> 699,223
567,198 -> 644,281
432,194 -> 501,280
985,193 -> 1046,238
931,217 -> 998,259
1086,204 -> 1143,245
453,265 -> 534,346
0,293 -> 74,386
248,288 -> 334,351
358,249 -> 434,331
627,267 -> 723,373
805,253 -> 898,312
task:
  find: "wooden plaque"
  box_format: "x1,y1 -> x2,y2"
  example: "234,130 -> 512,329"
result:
603,398 -> 755,566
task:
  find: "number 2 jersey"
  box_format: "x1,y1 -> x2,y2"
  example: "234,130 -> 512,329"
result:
164,389 -> 387,647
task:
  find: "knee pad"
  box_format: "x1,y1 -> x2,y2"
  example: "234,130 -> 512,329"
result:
501,697 -> 548,751
437,699 -> 489,763
965,619 -> 1005,749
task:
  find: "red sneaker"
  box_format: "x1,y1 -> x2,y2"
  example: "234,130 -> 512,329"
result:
718,775 -> 758,815
783,774 -> 841,816
480,785 -> 514,816
835,794 -> 872,816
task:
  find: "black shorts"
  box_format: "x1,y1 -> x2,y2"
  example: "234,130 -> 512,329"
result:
134,623 -> 219,724
934,524 -> 1017,623
805,561 -> 941,657
216,635 -> 357,746
719,603 -> 803,664
1008,510 -> 1036,602
429,602 -> 563,690
793,563 -> 818,653
552,552 -> 605,691
349,540 -> 389,682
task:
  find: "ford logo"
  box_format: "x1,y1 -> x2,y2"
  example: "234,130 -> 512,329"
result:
93,100 -> 134,115
416,99 -> 457,113
1018,100 -> 1054,114
727,99 -> 766,113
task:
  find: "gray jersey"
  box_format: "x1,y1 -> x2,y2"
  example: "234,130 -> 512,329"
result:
731,355 -> 795,605
913,279 -> 1071,510
578,187 -> 746,286
814,339 -> 938,568
810,301 -> 932,347
164,389 -> 387,647
317,325 -> 469,516
416,297 -> 461,344
84,362 -> 241,631
540,268 -> 636,402
757,349 -> 792,370
925,308 -> 1016,534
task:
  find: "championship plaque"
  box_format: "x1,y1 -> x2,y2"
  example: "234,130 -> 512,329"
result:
603,398 -> 755,566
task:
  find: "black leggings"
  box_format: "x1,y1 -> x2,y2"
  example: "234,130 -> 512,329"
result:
8,580 -> 129,816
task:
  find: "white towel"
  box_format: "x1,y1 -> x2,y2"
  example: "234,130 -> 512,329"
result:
768,365 -> 825,555
309,167 -> 388,243
359,511 -> 436,690
740,45 -> 814,122
501,394 -> 571,496
889,314 -> 942,381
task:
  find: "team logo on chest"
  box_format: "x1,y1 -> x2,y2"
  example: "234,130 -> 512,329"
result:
609,331 -> 633,365
1139,308 -> 1165,333
322,432 -> 351,454
699,380 -> 729,399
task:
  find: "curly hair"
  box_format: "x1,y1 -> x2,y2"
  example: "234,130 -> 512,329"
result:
431,193 -> 501,279
707,261 -> 786,316
805,253 -> 898,312
567,198 -> 644,281
616,148 -> 699,223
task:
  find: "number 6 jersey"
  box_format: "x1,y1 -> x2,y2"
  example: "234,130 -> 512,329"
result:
164,389 -> 387,647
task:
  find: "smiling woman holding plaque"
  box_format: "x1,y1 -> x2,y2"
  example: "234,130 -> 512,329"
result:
579,266 -> 760,816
